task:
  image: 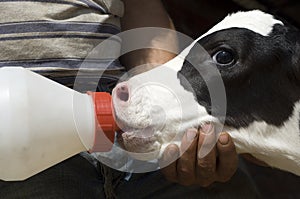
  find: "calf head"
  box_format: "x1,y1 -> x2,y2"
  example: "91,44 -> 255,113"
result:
112,10 -> 300,175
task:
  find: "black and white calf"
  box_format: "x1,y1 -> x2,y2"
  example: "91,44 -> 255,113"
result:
112,10 -> 300,176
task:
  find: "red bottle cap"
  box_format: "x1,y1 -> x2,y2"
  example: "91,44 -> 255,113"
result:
87,92 -> 119,152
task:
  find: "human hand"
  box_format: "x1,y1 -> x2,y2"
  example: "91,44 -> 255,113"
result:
160,123 -> 238,187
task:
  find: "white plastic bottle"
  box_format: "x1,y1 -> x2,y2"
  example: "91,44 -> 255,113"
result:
0,67 -> 118,181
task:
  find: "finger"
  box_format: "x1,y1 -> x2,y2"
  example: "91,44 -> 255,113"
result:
180,128 -> 198,153
197,123 -> 217,182
160,144 -> 180,182
176,129 -> 199,185
216,132 -> 238,182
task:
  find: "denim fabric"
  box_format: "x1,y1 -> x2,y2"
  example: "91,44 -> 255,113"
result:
115,168 -> 259,199
0,154 -> 260,199
0,155 -> 106,199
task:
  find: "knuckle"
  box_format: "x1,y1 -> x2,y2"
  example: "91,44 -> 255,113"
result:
177,161 -> 195,176
177,168 -> 197,186
197,170 -> 216,181
178,167 -> 194,179
178,155 -> 190,163
198,161 -> 216,173
179,167 -> 190,174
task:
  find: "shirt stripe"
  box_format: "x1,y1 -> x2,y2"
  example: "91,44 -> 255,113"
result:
0,58 -> 123,70
0,34 -> 120,41
0,21 -> 120,35
0,0 -> 107,13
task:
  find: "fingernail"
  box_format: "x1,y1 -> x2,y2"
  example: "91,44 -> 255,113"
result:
200,122 -> 214,134
218,133 -> 229,145
167,146 -> 178,159
186,129 -> 197,141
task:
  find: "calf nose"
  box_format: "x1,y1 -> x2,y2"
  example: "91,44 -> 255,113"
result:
115,82 -> 129,102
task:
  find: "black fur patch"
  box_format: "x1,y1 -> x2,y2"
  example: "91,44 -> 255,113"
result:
178,24 -> 300,129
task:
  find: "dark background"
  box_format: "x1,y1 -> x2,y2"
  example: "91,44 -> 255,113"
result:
163,0 -> 300,39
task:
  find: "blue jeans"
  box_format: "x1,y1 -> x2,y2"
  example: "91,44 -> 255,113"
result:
0,154 -> 260,199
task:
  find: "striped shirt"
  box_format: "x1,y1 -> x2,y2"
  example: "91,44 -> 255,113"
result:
0,0 -> 125,89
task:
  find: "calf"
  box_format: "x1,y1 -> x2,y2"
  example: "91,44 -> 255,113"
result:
112,10 -> 300,176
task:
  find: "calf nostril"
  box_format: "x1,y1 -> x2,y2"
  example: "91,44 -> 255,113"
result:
117,84 -> 129,102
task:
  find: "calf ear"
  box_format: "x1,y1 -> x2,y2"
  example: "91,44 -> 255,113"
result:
291,42 -> 300,82
282,24 -> 300,82
274,23 -> 300,82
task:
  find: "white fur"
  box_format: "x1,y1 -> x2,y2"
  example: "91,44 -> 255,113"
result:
202,10 -> 283,38
226,101 -> 300,175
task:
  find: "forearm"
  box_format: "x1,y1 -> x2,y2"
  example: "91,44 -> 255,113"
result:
121,0 -> 174,30
120,0 -> 178,74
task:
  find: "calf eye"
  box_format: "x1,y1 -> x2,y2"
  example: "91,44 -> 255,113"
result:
212,49 -> 235,67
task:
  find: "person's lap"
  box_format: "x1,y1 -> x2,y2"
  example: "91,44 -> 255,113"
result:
116,166 -> 258,199
0,154 -> 105,199
0,154 -> 259,199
